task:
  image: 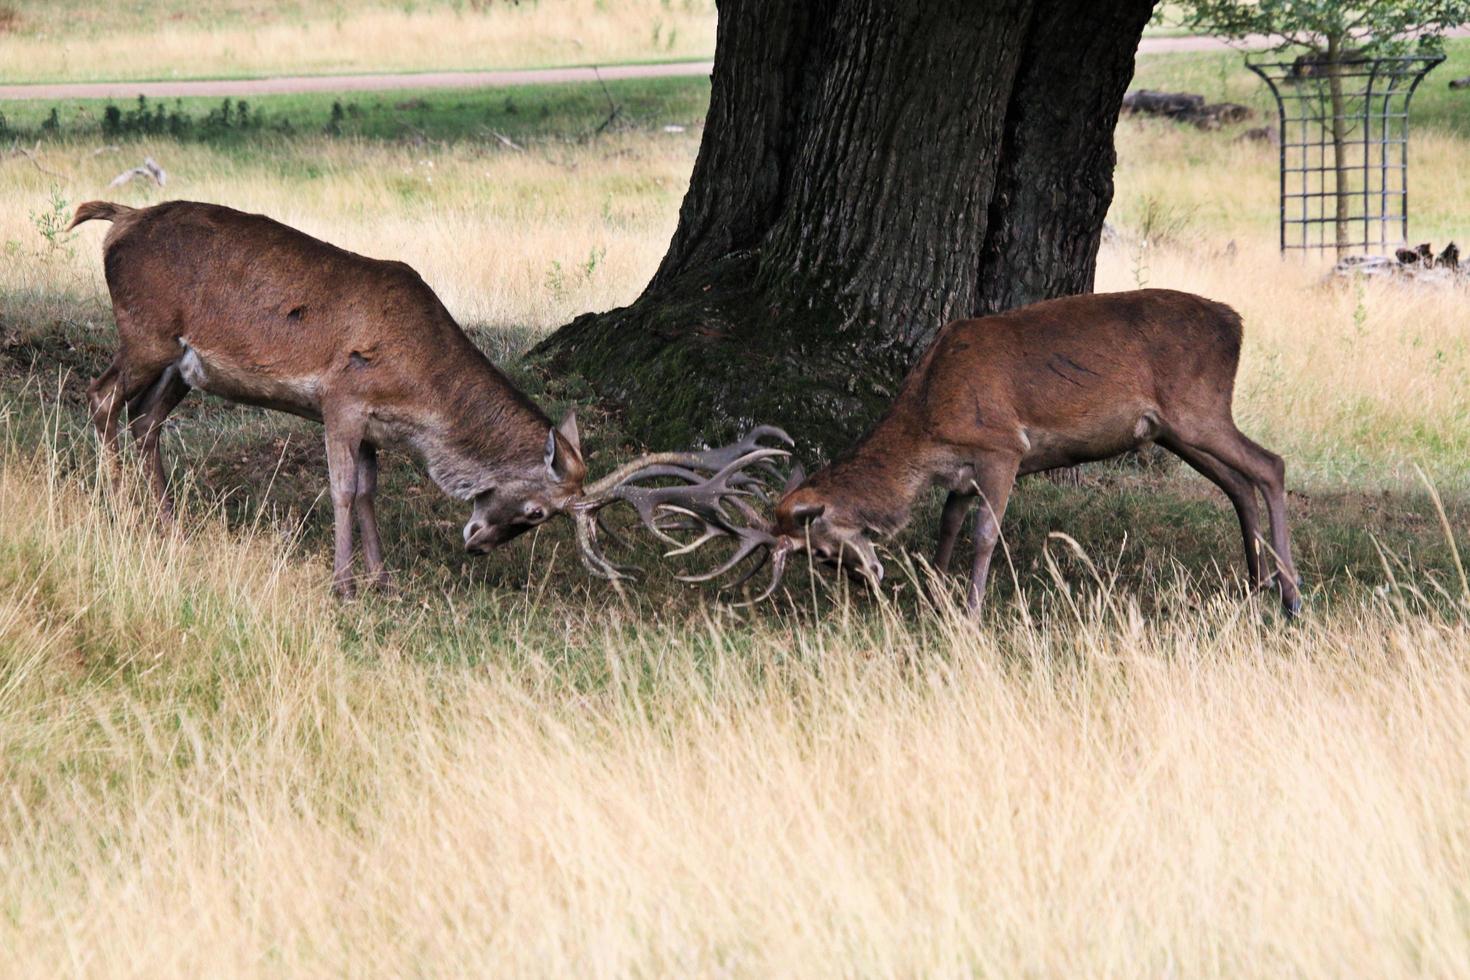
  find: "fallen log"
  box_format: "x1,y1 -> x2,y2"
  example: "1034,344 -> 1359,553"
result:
1122,89 -> 1253,130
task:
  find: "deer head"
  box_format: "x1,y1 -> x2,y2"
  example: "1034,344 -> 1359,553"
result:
463,411 -> 587,553
770,483 -> 886,587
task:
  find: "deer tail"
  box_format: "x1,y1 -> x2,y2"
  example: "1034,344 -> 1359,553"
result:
67,200 -> 135,231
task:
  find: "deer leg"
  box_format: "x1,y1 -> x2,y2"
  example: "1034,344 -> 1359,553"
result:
1157,434 -> 1264,589
126,365 -> 189,519
88,358 -> 127,474
1239,434 -> 1302,614
1180,425 -> 1302,615
934,490 -> 976,574
353,443 -> 390,590
965,456 -> 1020,618
324,424 -> 363,598
91,350 -> 177,479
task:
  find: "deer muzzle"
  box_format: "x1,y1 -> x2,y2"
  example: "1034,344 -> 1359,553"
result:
463,518 -> 533,553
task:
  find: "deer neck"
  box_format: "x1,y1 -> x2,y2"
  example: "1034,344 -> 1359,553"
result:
814,419 -> 934,537
397,357 -> 552,501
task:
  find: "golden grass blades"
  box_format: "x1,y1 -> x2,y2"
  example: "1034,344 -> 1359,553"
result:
3,411 -> 1470,973
0,0 -> 718,84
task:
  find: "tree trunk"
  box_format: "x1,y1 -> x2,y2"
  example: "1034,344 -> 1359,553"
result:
1325,34 -> 1353,252
534,0 -> 1156,457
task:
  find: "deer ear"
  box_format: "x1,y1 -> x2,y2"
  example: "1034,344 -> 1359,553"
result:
556,408 -> 581,457
791,502 -> 825,524
782,463 -> 806,496
545,423 -> 584,483
543,428 -> 558,476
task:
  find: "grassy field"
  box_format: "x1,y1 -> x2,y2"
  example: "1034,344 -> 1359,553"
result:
2,45 -> 1470,975
1131,39 -> 1470,139
0,0 -> 717,83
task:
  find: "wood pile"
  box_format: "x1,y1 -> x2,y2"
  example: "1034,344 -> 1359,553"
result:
1122,90 -> 1253,130
1332,242 -> 1465,282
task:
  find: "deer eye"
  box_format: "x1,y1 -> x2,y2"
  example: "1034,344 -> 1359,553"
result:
524,505 -> 546,523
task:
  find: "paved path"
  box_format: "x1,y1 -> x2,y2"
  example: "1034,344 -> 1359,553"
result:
3,31 -> 1465,101
0,60 -> 716,102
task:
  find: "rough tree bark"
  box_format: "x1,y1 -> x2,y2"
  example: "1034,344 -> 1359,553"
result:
534,0 -> 1157,456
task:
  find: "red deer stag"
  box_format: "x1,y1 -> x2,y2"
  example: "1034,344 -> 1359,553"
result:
71,199 -> 790,596
659,289 -> 1303,618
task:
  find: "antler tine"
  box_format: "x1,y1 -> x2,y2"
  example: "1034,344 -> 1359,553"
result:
581,451 -> 721,500
580,426 -> 794,499
588,447 -> 787,516
673,525 -> 774,583
573,508 -> 641,581
721,545 -> 771,591
657,507 -> 729,558
616,463 -> 708,485
729,541 -> 792,606
619,449 -> 789,591
631,499 -> 695,547
668,425 -> 794,477
742,424 -> 796,448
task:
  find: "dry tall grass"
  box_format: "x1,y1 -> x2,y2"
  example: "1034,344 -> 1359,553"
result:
0,130 -> 696,336
0,0 -> 717,83
3,419 -> 1469,976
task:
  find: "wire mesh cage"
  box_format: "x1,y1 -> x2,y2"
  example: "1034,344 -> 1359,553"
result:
1247,53 -> 1442,255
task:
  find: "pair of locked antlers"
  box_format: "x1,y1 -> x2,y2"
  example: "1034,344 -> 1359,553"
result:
570,425 -> 797,603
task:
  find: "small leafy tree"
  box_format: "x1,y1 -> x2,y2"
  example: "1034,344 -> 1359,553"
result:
1175,1 -> 1470,248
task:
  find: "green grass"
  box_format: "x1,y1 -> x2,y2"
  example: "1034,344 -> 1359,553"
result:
1133,37 -> 1470,137
6,38 -> 1464,151
0,76 -> 712,147
5,38 -> 1465,149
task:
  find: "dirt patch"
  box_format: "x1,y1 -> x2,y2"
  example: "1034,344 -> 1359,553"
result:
0,328 -> 111,408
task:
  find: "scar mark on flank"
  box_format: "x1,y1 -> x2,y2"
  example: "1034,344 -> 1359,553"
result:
1055,354 -> 1099,376
1047,361 -> 1083,386
286,306 -> 305,322
1046,353 -> 1098,387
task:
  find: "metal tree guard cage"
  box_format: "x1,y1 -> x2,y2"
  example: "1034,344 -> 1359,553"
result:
1248,53 -> 1442,255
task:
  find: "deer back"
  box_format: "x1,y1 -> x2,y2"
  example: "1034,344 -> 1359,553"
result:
98,200 -> 561,500
908,289 -> 1243,454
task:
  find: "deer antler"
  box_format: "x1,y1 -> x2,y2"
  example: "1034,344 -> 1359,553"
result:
571,428 -> 794,592
578,425 -> 793,499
